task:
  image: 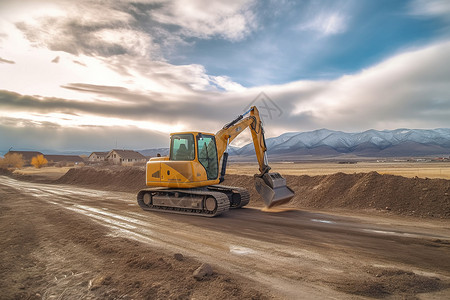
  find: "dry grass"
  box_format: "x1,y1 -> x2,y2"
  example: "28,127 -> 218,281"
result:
10,161 -> 450,181
13,166 -> 74,180
227,162 -> 450,179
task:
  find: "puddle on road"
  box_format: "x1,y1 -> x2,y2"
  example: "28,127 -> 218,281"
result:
260,207 -> 296,213
362,229 -> 418,238
229,245 -> 256,255
106,230 -> 156,244
65,206 -> 138,230
311,219 -> 336,224
72,204 -> 148,226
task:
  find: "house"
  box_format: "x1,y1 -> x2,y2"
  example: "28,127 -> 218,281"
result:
88,152 -> 108,162
5,150 -> 44,165
106,149 -> 147,166
44,155 -> 84,165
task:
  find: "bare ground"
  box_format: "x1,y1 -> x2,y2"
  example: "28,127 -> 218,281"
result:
0,181 -> 269,300
1,166 -> 450,299
226,162 -> 450,180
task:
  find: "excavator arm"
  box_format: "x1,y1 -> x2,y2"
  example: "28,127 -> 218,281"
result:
215,106 -> 268,174
214,106 -> 294,208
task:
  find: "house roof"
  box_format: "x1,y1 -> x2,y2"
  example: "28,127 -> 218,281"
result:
108,149 -> 146,160
7,151 -> 43,161
89,151 -> 108,157
44,155 -> 84,162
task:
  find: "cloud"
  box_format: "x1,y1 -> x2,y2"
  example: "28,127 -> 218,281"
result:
0,87 -> 243,130
0,57 -> 15,64
295,12 -> 347,36
3,40 -> 450,136
10,1 -> 160,58
210,76 -> 246,92
11,0 -> 257,61
409,0 -> 450,20
270,40 -> 450,131
148,0 -> 257,41
0,119 -> 169,152
4,0 -> 254,98
72,60 -> 87,67
15,17 -> 152,58
2,39 -> 449,146
293,1 -> 349,36
100,55 -> 247,94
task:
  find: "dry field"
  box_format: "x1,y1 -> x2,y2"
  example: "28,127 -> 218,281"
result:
12,166 -> 77,181
227,161 -> 450,179
10,161 -> 450,181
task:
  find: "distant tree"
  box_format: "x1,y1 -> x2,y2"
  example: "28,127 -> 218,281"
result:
0,153 -> 24,169
31,155 -> 48,169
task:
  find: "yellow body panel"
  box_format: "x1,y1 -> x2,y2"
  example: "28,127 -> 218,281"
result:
146,160 -> 220,188
145,131 -> 220,188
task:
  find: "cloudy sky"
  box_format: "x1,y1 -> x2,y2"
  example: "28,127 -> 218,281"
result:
1,0 -> 449,153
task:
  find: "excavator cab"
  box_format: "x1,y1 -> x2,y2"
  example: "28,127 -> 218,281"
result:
169,133 -> 219,180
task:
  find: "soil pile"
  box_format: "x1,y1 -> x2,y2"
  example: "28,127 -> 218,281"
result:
330,266 -> 447,298
0,168 -> 12,176
55,166 -> 147,192
225,172 -> 450,219
54,167 -> 450,219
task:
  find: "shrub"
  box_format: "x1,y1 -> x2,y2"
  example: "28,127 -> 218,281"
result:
0,153 -> 24,169
31,155 -> 48,168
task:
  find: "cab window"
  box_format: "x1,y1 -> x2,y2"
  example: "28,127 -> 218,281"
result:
170,134 -> 195,161
197,134 -> 218,180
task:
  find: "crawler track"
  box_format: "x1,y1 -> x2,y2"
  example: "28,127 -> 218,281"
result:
137,188 -> 229,217
208,185 -> 250,208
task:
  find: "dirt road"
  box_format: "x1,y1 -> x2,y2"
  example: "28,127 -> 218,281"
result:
1,175 -> 450,299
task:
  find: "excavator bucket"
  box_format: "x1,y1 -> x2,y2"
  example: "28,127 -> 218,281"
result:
255,172 -> 295,208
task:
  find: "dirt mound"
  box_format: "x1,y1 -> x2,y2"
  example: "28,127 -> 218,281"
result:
221,172 -> 450,219
293,172 -> 450,218
54,167 -> 450,219
0,168 -> 36,182
0,168 -> 12,176
55,166 -> 147,193
330,266 -> 447,298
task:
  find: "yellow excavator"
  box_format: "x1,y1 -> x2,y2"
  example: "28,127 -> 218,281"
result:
137,106 -> 294,217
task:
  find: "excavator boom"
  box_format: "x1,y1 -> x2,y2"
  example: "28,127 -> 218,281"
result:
215,106 -> 294,208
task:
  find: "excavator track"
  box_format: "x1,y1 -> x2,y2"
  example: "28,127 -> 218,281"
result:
208,185 -> 250,209
137,188 -> 229,217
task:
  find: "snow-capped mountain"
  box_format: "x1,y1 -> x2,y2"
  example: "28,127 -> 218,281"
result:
138,129 -> 450,158
236,128 -> 450,157
138,148 -> 170,157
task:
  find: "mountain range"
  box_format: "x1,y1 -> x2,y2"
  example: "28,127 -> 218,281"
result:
235,128 -> 450,158
6,128 -> 447,159
134,128 -> 450,159
137,148 -> 170,157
